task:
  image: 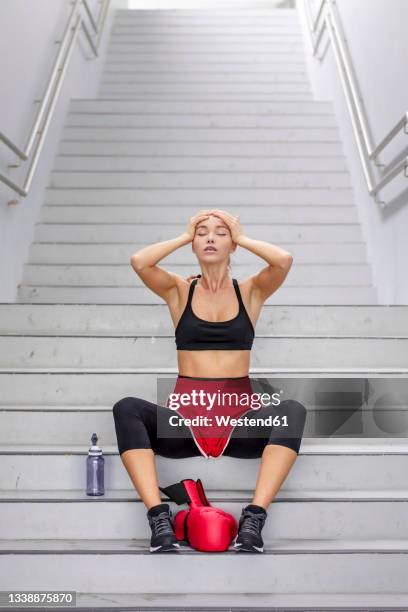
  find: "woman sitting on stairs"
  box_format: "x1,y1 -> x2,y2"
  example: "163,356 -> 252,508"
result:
112,208 -> 307,554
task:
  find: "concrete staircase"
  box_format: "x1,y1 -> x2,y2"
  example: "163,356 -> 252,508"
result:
18,8 -> 376,305
2,6 -> 408,610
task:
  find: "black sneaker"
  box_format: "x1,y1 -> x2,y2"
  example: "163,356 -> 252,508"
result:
233,504 -> 267,553
147,503 -> 180,553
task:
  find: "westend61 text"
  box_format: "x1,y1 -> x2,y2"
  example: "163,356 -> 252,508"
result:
168,414 -> 289,427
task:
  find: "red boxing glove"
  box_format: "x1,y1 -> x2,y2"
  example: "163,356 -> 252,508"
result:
159,478 -> 238,552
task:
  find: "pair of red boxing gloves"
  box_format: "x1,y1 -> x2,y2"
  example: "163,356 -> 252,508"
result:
159,478 -> 237,552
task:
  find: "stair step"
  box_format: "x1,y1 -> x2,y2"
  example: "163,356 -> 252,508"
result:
65,112 -> 337,128
0,393 -> 407,442
10,590 -> 406,610
53,155 -> 347,172
97,90 -> 315,100
25,255 -> 369,268
1,304 -> 406,336
4,485 -> 408,501
2,536 -> 408,554
47,170 -> 351,189
60,129 -> 338,147
38,204 -> 357,224
106,51 -> 306,60
16,285 -> 378,304
58,139 -> 345,156
110,28 -> 302,37
32,224 -> 361,242
25,243 -> 367,262
108,29 -> 303,37
1,442 -> 408,491
69,98 -> 331,113
110,23 -> 302,32
27,242 -> 368,263
1,369 -> 404,407
114,9 -> 300,17
21,263 -> 372,286
2,438 -> 406,451
44,186 -> 352,205
1,540 -> 408,594
99,72 -> 310,84
106,40 -> 305,49
2,489 -> 408,539
103,60 -> 309,71
111,20 -> 302,26
4,335 -> 403,368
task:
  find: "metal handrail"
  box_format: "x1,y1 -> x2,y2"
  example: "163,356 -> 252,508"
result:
301,0 -> 407,207
0,0 -> 110,203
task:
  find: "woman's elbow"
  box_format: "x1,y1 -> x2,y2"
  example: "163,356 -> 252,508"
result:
130,255 -> 144,271
280,253 -> 293,269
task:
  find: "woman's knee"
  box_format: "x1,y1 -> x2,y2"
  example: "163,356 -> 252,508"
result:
112,396 -> 147,420
274,399 -> 307,442
112,396 -> 154,453
279,399 -> 307,423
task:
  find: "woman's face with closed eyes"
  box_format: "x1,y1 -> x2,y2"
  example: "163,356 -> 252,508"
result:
192,214 -> 235,265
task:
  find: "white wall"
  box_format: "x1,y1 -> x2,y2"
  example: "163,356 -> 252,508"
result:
0,0 -> 127,302
298,0 -> 408,304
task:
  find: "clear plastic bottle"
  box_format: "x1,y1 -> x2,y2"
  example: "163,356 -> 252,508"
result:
86,433 -> 105,496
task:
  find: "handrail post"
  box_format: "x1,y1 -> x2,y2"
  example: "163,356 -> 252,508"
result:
300,0 -> 408,207
0,0 -> 111,201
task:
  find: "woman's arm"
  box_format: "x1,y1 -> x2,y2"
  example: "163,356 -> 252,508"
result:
237,234 -> 293,301
131,233 -> 190,271
130,233 -> 191,302
236,234 -> 292,267
130,210 -> 211,302
207,209 -> 293,302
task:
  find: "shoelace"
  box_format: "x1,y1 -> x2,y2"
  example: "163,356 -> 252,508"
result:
150,511 -> 174,536
240,510 -> 266,536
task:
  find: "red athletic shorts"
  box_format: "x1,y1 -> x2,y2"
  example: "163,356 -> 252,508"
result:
165,375 -> 258,458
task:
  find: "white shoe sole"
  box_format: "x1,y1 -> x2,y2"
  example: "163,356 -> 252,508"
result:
150,542 -> 180,553
233,537 -> 263,553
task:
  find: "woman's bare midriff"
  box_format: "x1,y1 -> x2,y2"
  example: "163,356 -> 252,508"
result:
177,349 -> 250,378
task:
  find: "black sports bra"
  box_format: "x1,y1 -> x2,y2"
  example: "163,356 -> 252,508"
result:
175,277 -> 255,351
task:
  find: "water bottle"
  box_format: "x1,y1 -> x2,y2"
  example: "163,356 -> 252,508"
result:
86,433 -> 105,496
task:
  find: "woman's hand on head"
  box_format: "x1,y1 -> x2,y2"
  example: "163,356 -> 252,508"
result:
183,210 -> 213,242
208,209 -> 244,244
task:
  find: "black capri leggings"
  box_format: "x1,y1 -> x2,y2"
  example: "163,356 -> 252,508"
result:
112,395 -> 307,459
